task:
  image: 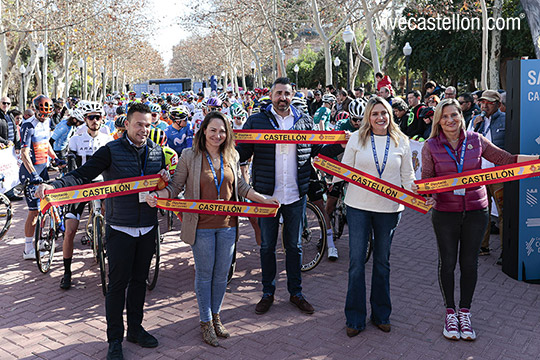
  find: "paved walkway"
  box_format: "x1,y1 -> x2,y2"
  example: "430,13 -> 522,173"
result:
1,198 -> 539,360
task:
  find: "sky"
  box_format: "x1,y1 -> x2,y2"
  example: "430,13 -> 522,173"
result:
148,0 -> 192,66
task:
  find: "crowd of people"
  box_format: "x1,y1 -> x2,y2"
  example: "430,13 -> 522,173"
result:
1,72 -> 537,360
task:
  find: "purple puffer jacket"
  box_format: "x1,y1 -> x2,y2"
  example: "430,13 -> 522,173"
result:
425,131 -> 488,212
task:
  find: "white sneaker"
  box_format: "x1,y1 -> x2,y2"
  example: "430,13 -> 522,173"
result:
458,308 -> 476,341
23,249 -> 36,260
328,247 -> 338,261
443,308 -> 460,340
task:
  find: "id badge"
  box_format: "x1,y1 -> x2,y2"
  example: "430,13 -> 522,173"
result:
139,191 -> 150,203
280,144 -> 288,154
454,188 -> 466,196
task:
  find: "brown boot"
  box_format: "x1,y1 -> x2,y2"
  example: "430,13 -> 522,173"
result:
200,321 -> 219,347
212,313 -> 230,338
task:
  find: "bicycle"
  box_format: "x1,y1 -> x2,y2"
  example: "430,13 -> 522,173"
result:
26,179 -> 66,273
146,227 -> 161,290
0,175 -> 13,241
298,201 -> 327,272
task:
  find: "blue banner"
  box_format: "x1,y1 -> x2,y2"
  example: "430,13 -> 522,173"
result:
519,59 -> 540,280
159,83 -> 183,94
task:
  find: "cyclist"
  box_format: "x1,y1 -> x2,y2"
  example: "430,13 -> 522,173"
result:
112,115 -> 127,140
149,103 -> 168,131
313,94 -> 335,131
103,96 -> 118,124
230,103 -> 247,130
20,95 -> 64,259
165,105 -> 193,157
161,103 -> 172,125
60,101 -> 114,289
50,108 -> 85,161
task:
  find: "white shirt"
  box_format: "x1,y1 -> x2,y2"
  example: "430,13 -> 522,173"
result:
467,115 -> 494,169
270,106 -> 300,205
342,131 -> 416,213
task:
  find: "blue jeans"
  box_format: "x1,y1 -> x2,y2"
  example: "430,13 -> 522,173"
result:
258,196 -> 306,297
191,227 -> 236,322
345,206 -> 401,330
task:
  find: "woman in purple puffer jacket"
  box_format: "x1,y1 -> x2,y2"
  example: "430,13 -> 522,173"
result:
419,98 -> 538,342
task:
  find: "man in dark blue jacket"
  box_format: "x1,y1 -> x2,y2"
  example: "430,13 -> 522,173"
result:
237,77 -> 343,316
37,103 -> 169,360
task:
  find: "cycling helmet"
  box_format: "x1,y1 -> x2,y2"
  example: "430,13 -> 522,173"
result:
33,95 -> 54,117
114,115 -> 127,129
105,95 -> 114,103
335,111 -> 350,122
322,94 -> 336,104
161,103 -> 170,112
218,92 -> 228,102
170,105 -> 190,120
206,97 -> 222,108
128,91 -> 136,96
419,106 -> 435,120
149,128 -> 168,146
348,98 -> 366,119
71,108 -> 85,123
294,92 -> 305,99
230,104 -> 247,119
141,92 -> 149,98
149,103 -> 161,113
259,96 -> 271,107
170,95 -> 181,105
78,100 -> 105,116
163,146 -> 178,175
291,97 -> 308,114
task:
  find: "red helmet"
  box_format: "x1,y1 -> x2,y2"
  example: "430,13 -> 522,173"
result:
335,111 -> 350,122
32,95 -> 54,117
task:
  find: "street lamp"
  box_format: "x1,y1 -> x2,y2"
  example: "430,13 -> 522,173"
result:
78,59 -> 84,99
293,64 -> 299,88
250,61 -> 256,89
52,70 -> 58,99
37,43 -> 45,94
342,26 -> 354,91
333,57 -> 341,87
403,42 -> 412,96
19,65 -> 26,108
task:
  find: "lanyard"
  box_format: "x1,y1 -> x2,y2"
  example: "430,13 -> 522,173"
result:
371,132 -> 390,179
205,152 -> 224,199
140,145 -> 148,176
444,137 -> 467,173
481,120 -> 491,137
269,105 -> 298,130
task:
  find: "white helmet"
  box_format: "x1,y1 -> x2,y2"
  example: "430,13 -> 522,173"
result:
77,100 -> 104,116
348,98 -> 366,119
322,94 -> 336,104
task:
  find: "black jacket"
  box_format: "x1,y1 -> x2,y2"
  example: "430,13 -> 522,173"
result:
236,105 -> 343,197
52,134 -> 165,227
0,110 -> 20,149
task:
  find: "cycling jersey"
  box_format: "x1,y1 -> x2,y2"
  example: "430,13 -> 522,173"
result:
165,123 -> 193,156
313,106 -> 332,130
335,118 -> 358,132
20,116 -> 51,166
51,119 -> 77,152
151,120 -> 168,132
191,110 -> 204,133
103,104 -> 117,122
69,131 -> 113,181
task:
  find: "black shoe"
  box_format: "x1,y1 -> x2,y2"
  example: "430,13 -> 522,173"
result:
496,256 -> 503,265
290,295 -> 314,314
479,247 -> 490,256
59,273 -> 71,290
107,340 -> 123,360
126,327 -> 158,348
255,294 -> 274,315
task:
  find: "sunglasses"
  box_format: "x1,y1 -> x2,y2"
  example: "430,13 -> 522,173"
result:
86,114 -> 101,121
351,118 -> 362,122
151,113 -> 159,117
1,102 -> 11,105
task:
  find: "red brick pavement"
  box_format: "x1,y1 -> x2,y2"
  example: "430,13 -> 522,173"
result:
1,199 -> 540,360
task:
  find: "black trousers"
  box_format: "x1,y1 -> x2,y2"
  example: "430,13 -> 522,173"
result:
105,226 -> 156,342
431,208 -> 488,310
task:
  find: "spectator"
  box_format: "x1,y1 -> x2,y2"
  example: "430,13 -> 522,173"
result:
354,87 -> 365,99
23,109 -> 34,120
458,93 -> 480,127
8,109 -> 23,128
403,90 -> 426,138
427,95 -> 440,108
337,89 -> 353,113
444,86 -> 457,99
309,90 -> 323,116
391,98 -> 409,132
0,97 -> 20,151
375,72 -> 393,95
499,91 -> 506,113
378,86 -> 393,104
424,80 -> 444,98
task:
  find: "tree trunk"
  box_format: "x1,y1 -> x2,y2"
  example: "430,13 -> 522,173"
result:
362,0 -> 381,75
488,0 -> 502,89
240,48 -> 247,91
521,0 -> 540,59
480,0 -> 489,90
311,0 -> 333,86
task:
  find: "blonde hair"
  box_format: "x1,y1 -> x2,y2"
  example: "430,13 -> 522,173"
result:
193,111 -> 236,166
429,98 -> 466,139
357,96 -> 405,147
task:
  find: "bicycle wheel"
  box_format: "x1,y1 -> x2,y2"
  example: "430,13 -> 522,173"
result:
167,210 -> 174,231
300,202 -> 327,272
34,209 -> 56,273
95,215 -> 108,296
227,239 -> 237,284
146,228 -> 160,290
0,193 -> 12,240
365,232 -> 373,264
